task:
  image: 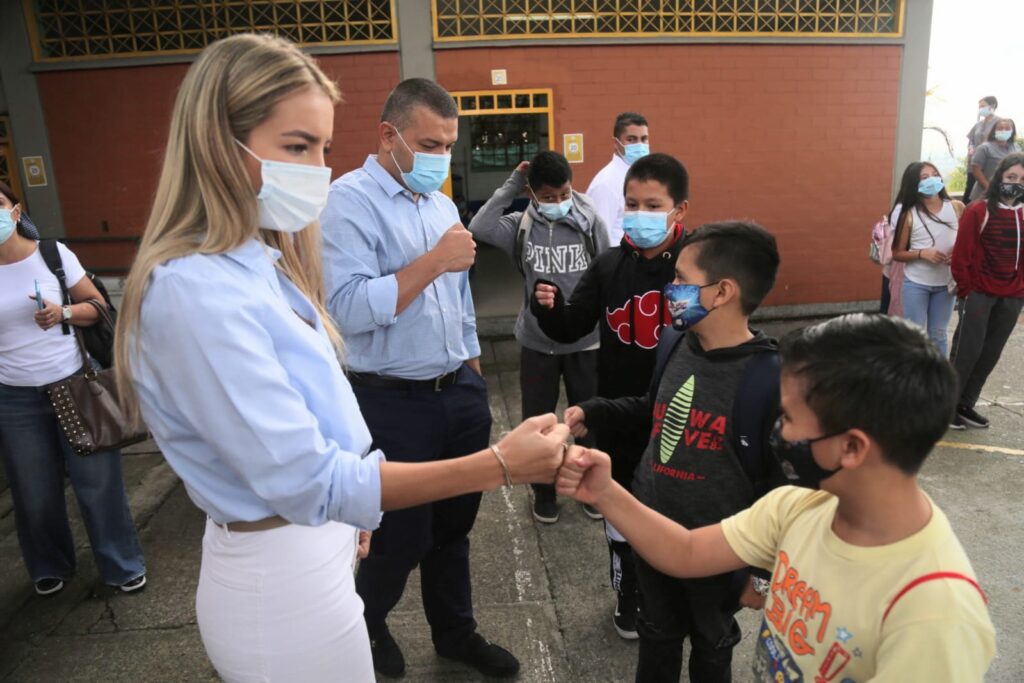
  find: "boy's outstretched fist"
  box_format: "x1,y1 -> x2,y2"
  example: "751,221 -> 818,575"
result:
563,406 -> 588,438
556,446 -> 614,505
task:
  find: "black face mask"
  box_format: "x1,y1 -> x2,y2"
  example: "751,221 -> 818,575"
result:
999,182 -> 1024,202
769,418 -> 845,489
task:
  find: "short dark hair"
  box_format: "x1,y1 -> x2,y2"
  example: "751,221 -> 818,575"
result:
986,117 -> 1016,142
985,151 -> 1024,214
381,78 -> 458,130
527,150 -> 572,190
682,221 -> 779,315
780,314 -> 957,475
614,112 -> 648,139
624,152 -> 689,204
982,95 -> 998,109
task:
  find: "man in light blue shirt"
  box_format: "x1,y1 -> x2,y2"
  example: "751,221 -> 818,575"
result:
321,79 -> 519,679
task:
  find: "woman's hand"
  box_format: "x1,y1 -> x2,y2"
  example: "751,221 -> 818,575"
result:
496,414 -> 570,485
30,296 -> 63,331
357,531 -> 372,559
556,446 -> 613,506
919,248 -> 948,265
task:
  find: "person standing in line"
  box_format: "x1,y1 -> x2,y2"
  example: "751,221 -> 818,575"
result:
320,78 -> 522,679
587,112 -> 651,246
889,162 -> 964,356
969,118 -> 1019,201
0,180 -> 146,598
950,153 -> 1024,430
115,36 -> 570,683
469,151 -> 609,523
964,96 -> 1000,201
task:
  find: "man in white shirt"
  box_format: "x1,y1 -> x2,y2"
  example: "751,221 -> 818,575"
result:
586,112 -> 651,246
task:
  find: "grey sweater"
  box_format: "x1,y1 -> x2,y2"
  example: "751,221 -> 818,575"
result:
469,170 -> 609,354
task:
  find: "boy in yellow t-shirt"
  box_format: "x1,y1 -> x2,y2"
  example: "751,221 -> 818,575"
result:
557,313 -> 995,681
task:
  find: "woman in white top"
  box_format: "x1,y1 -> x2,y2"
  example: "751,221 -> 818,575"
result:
113,34 -> 569,682
890,163 -> 964,355
0,180 -> 146,597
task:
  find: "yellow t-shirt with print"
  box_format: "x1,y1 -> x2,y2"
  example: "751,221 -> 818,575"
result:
721,486 -> 995,682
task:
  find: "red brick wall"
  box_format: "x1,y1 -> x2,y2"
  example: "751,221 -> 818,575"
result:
437,44 -> 901,307
36,51 -> 399,240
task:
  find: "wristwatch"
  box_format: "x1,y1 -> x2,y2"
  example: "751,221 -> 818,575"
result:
61,305 -> 72,322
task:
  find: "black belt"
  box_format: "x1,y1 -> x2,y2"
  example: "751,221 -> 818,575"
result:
348,369 -> 460,392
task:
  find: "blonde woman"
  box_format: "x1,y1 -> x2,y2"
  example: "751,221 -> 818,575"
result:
114,34 -> 569,682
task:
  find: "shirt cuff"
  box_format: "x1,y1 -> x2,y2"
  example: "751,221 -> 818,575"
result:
332,448 -> 386,531
366,274 -> 399,327
463,330 -> 481,359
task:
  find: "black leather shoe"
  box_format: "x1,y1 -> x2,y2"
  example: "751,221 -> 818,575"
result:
439,632 -> 520,678
369,625 -> 406,678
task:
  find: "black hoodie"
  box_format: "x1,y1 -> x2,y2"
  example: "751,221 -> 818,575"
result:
530,231 -> 686,401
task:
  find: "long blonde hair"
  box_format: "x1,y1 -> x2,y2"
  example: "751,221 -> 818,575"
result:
115,34 -> 342,426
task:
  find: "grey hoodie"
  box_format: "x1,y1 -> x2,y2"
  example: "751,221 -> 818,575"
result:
469,170 -> 609,354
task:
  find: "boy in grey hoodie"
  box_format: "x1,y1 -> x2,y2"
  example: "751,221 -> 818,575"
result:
469,151 -> 609,522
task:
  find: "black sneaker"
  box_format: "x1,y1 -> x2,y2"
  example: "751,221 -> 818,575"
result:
532,487 -> 559,524
612,591 -> 639,640
369,625 -> 406,678
581,503 -> 604,520
438,632 -> 520,678
957,405 -> 991,429
34,578 -> 64,596
119,574 -> 147,593
949,415 -> 967,431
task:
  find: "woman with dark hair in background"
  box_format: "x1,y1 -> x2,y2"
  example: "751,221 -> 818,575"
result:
950,152 -> 1024,430
890,162 -> 964,355
0,179 -> 146,597
969,118 -> 1020,201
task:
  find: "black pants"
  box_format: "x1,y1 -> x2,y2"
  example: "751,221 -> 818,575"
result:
519,346 -> 597,497
634,556 -> 741,683
352,365 -> 492,654
950,292 -> 1024,409
880,273 -> 891,314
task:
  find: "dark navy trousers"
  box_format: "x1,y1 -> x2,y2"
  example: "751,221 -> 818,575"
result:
353,365 -> 492,654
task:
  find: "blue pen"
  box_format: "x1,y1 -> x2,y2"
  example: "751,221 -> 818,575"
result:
34,280 -> 45,310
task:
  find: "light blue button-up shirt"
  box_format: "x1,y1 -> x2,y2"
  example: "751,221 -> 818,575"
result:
321,155 -> 480,379
132,239 -> 384,529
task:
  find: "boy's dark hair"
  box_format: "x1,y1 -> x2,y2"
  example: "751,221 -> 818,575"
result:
986,117 -> 1016,142
682,221 -> 778,315
985,151 -> 1024,214
780,314 -> 957,475
381,78 -> 458,129
527,150 -> 572,190
981,95 -> 998,109
623,153 -> 689,204
614,112 -> 648,138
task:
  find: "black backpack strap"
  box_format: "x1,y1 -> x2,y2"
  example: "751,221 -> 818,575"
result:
38,239 -> 72,336
512,211 -> 534,276
647,325 -> 686,408
730,350 -> 781,494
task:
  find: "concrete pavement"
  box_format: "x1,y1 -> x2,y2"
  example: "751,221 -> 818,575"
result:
1,319 -> 1022,682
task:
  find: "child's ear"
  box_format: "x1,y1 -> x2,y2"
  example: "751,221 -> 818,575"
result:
672,200 -> 690,223
839,428 -> 872,470
715,278 -> 742,309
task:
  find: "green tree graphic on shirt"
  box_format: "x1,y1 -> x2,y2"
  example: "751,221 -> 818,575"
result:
659,375 -> 695,464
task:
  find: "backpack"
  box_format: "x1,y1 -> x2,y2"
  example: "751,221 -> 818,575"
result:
649,326 -> 781,495
870,215 -> 892,265
512,209 -> 597,276
39,240 -> 117,369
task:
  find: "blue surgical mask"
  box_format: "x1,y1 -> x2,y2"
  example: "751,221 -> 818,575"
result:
663,281 -> 719,331
536,198 -> 573,221
994,129 -> 1013,142
617,140 -> 650,165
623,210 -> 672,248
768,418 -> 844,489
391,126 -> 451,194
918,176 -> 944,197
979,106 -> 993,117
0,208 -> 17,245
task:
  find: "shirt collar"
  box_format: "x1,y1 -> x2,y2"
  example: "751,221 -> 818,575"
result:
363,154 -> 409,199
612,154 -> 630,171
223,238 -> 282,273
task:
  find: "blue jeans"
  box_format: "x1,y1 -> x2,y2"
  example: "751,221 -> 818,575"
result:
901,279 -> 955,356
0,380 -> 145,585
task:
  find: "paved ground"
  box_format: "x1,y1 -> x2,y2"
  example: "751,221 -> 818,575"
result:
0,318 -> 1022,682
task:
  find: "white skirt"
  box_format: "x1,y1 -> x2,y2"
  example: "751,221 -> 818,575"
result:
196,518 -> 374,682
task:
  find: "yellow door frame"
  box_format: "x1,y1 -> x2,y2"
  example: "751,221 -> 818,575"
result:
0,116 -> 23,203
444,88 -> 555,198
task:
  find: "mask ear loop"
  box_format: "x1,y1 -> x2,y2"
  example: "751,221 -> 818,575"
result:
386,124 -> 414,176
